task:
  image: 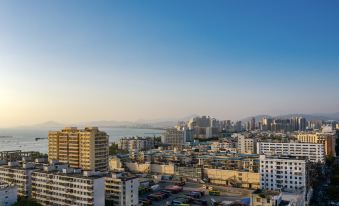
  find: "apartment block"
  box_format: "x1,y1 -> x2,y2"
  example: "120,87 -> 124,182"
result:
118,137 -> 154,151
31,163 -> 105,206
257,142 -> 325,163
0,161 -> 35,197
0,150 -> 42,162
260,155 -> 309,192
105,173 -> 139,206
297,132 -> 336,156
0,182 -> 17,206
48,127 -> 109,171
162,128 -> 185,146
237,135 -> 257,154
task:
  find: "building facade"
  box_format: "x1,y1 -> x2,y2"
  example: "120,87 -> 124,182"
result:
48,127 -> 109,171
31,164 -> 105,206
118,137 -> 154,151
257,142 -> 325,163
260,155 -> 309,192
297,132 -> 336,156
105,173 -> 139,206
162,128 -> 185,146
237,135 -> 257,154
0,161 -> 35,197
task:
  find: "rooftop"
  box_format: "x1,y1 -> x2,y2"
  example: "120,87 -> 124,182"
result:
253,189 -> 281,198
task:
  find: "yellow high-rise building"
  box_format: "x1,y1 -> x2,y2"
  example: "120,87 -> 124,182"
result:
48,127 -> 109,171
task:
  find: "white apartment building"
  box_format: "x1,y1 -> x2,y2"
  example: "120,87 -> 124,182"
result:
0,161 -> 36,197
105,173 -> 139,206
257,142 -> 325,163
118,137 -> 154,151
237,135 -> 257,154
260,155 -> 309,192
31,163 -> 105,206
0,182 -> 17,206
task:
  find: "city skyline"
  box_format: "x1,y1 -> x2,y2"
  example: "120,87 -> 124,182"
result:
1,1 -> 339,127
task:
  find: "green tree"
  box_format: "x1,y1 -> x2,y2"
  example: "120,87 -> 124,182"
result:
109,143 -> 128,155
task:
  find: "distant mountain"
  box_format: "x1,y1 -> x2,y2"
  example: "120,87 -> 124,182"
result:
22,121 -> 66,128
241,112 -> 339,122
13,114 -> 200,129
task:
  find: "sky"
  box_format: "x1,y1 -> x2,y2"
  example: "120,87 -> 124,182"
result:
0,0 -> 339,127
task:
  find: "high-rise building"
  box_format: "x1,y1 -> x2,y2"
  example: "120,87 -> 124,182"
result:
250,117 -> 256,131
187,116 -> 220,139
162,128 -> 185,146
261,117 -> 273,131
48,127 -> 109,171
297,117 -> 306,131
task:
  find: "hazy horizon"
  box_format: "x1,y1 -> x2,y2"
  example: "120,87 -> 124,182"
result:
1,1 -> 339,127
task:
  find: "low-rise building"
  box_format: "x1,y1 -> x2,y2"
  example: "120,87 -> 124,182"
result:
0,182 -> 17,206
31,163 -> 105,206
204,168 -> 260,189
250,189 -> 283,206
105,173 -> 139,206
0,161 -> 36,197
237,135 -> 257,154
0,150 -> 43,162
257,142 -> 325,163
118,137 -> 154,151
109,156 -> 124,172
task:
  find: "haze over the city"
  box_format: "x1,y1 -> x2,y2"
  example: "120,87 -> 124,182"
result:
0,1 -> 339,127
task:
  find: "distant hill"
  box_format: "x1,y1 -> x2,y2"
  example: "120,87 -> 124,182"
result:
15,114 -> 200,129
241,112 -> 339,122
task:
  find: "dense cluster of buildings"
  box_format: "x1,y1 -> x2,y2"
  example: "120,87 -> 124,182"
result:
0,116 -> 337,206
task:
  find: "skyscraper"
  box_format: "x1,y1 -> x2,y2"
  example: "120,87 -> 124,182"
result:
48,127 -> 109,171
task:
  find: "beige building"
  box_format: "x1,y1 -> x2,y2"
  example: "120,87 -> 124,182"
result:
48,127 -> 109,171
297,132 -> 336,156
204,168 -> 260,189
237,135 -> 257,154
251,189 -> 282,206
109,156 -> 124,171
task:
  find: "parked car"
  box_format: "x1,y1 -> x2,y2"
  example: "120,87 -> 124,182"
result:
175,181 -> 186,186
190,198 -> 208,206
186,191 -> 202,198
147,193 -> 166,201
139,198 -> 152,206
209,190 -> 221,196
160,190 -> 172,196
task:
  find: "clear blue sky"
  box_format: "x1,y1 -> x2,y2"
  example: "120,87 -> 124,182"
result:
0,0 -> 338,126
